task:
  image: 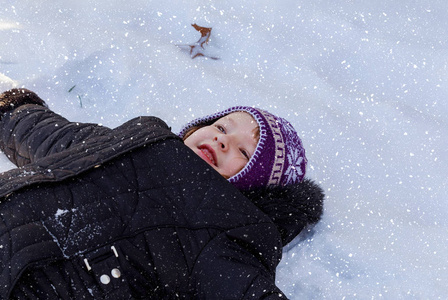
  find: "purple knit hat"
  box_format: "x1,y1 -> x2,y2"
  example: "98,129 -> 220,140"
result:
179,106 -> 307,190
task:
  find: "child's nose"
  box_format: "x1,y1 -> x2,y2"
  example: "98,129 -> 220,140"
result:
214,136 -> 229,151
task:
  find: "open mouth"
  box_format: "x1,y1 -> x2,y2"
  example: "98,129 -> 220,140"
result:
198,145 -> 217,166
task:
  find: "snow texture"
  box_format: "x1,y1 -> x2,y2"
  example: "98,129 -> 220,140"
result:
1,1 -> 447,298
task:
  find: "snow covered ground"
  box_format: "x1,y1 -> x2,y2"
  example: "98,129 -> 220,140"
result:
1,1 -> 447,298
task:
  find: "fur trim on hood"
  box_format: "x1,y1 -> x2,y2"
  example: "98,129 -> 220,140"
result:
242,178 -> 325,246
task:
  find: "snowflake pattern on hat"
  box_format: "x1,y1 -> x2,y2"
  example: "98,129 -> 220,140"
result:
276,116 -> 307,186
284,148 -> 305,184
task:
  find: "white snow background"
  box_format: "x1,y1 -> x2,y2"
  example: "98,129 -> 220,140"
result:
1,1 -> 447,299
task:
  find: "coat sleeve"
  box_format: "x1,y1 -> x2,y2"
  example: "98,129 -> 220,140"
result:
0,104 -> 112,167
191,224 -> 288,299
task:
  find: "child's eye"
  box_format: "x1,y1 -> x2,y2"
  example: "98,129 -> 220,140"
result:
240,149 -> 250,160
215,125 -> 226,133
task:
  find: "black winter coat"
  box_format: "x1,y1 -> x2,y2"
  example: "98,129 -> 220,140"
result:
0,104 -> 323,299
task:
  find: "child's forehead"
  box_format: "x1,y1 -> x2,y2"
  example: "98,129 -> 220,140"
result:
217,111 -> 256,124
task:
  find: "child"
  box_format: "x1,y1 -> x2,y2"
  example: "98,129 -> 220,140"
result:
0,88 -> 323,299
181,106 -> 307,190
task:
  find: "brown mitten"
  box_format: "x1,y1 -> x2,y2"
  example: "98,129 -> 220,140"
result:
0,88 -> 47,120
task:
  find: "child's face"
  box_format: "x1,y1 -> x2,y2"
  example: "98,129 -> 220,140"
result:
184,112 -> 258,178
